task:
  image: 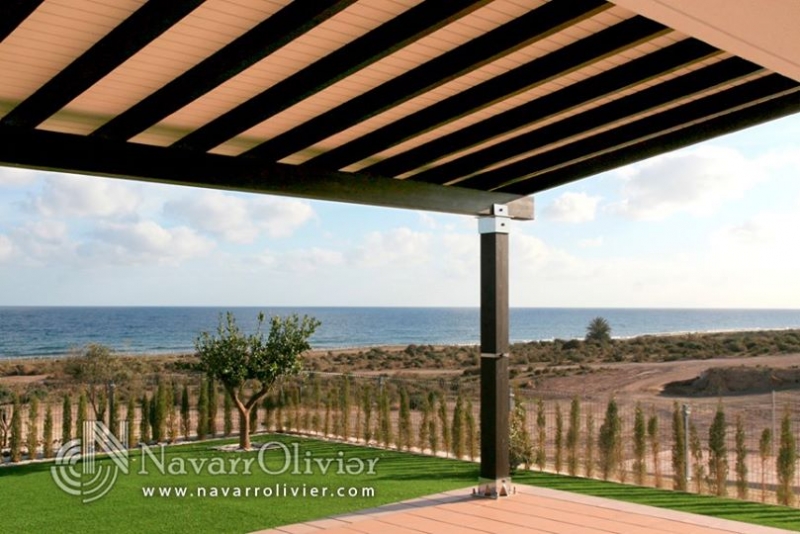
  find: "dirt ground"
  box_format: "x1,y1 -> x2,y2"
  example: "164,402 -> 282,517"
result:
523,353 -> 800,409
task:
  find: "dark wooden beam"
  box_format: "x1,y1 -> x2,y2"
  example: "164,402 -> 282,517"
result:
441,57 -> 761,189
366,38 -> 719,179
307,16 -> 668,171
0,0 -> 45,43
0,0 -> 205,129
0,126 -> 533,220
499,89 -> 800,195
92,0 -> 356,141
173,0 -> 494,152
240,0 -> 611,161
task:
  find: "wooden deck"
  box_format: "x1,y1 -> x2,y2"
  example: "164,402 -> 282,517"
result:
252,484 -> 793,534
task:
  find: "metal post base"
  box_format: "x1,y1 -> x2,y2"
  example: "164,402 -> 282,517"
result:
473,477 -> 515,499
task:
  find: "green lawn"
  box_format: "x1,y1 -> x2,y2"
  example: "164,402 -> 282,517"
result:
514,471 -> 800,532
4,437 -> 800,533
1,435 -> 476,534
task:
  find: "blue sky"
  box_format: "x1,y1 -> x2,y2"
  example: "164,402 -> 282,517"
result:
1,113 -> 800,308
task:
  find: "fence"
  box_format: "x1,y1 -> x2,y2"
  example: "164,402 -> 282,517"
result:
2,373 -> 800,506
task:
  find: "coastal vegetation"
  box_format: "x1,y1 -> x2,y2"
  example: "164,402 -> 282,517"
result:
2,326 -> 800,508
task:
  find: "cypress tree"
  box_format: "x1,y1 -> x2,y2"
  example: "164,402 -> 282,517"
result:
224,391 -> 233,436
312,375 -> 322,434
109,385 -> 120,437
379,386 -> 392,447
263,395 -> 274,432
735,415 -> 748,500
598,397 -> 621,481
585,410 -> 595,478
418,393 -> 430,451
399,387 -> 412,451
777,411 -> 796,506
61,393 -> 72,445
554,403 -> 564,474
322,388 -> 332,437
466,399 -> 477,461
361,384 -> 372,443
166,383 -> 178,443
759,428 -> 772,502
76,393 -> 88,443
633,402 -> 646,485
352,382 -> 361,442
292,386 -> 301,431
427,391 -> 438,454
207,379 -> 218,437
648,413 -> 661,487
149,394 -> 159,442
286,386 -> 297,431
438,394 -> 450,456
535,398 -> 546,470
10,395 -> 22,462
180,384 -> 191,439
43,404 -> 54,458
139,394 -> 150,444
340,376 -> 351,440
126,395 -> 136,448
275,387 -> 285,432
196,380 -> 208,439
509,393 -> 533,472
689,421 -> 705,494
708,403 -> 728,496
450,391 -> 464,458
567,397 -> 581,476
671,402 -> 687,491
27,397 -> 38,459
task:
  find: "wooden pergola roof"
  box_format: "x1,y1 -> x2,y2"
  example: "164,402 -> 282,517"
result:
2,0 -> 800,220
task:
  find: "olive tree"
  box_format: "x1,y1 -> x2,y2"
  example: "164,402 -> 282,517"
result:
196,312 -> 319,450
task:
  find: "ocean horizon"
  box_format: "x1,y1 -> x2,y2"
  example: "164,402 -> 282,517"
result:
2,306 -> 800,360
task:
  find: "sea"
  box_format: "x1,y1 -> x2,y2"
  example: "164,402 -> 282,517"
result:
1,307 -> 800,359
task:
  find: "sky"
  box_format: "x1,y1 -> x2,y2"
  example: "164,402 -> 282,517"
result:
1,113 -> 800,309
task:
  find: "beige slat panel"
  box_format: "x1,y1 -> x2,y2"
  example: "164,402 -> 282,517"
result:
293,7 -> 639,168
38,0 -> 291,135
489,70 -> 774,190
463,68 -> 764,184
387,34 -> 695,178
132,0 -> 421,148
402,50 -> 732,181
0,0 -> 146,120
208,0 -> 544,157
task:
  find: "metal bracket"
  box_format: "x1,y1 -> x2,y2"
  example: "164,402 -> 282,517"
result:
478,204 -> 511,234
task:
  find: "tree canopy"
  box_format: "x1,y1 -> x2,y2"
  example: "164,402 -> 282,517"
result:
195,311 -> 319,449
585,316 -> 612,343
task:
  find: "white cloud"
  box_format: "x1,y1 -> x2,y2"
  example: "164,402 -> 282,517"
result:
0,235 -> 13,262
543,192 -> 601,223
32,174 -> 142,218
350,227 -> 432,267
0,167 -> 38,187
165,191 -> 314,243
280,248 -> 344,273
611,146 -> 765,220
712,210 -> 800,265
11,220 -> 75,263
80,221 -> 214,265
578,237 -> 604,248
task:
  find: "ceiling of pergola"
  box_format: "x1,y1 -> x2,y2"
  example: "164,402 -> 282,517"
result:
1,0 -> 799,219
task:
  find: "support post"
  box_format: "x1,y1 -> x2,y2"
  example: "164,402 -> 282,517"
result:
478,205 -> 511,497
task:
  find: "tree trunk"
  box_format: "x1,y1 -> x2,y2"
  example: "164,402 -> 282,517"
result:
238,406 -> 251,450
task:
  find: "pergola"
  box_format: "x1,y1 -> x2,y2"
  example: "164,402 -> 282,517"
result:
2,0 -> 799,494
